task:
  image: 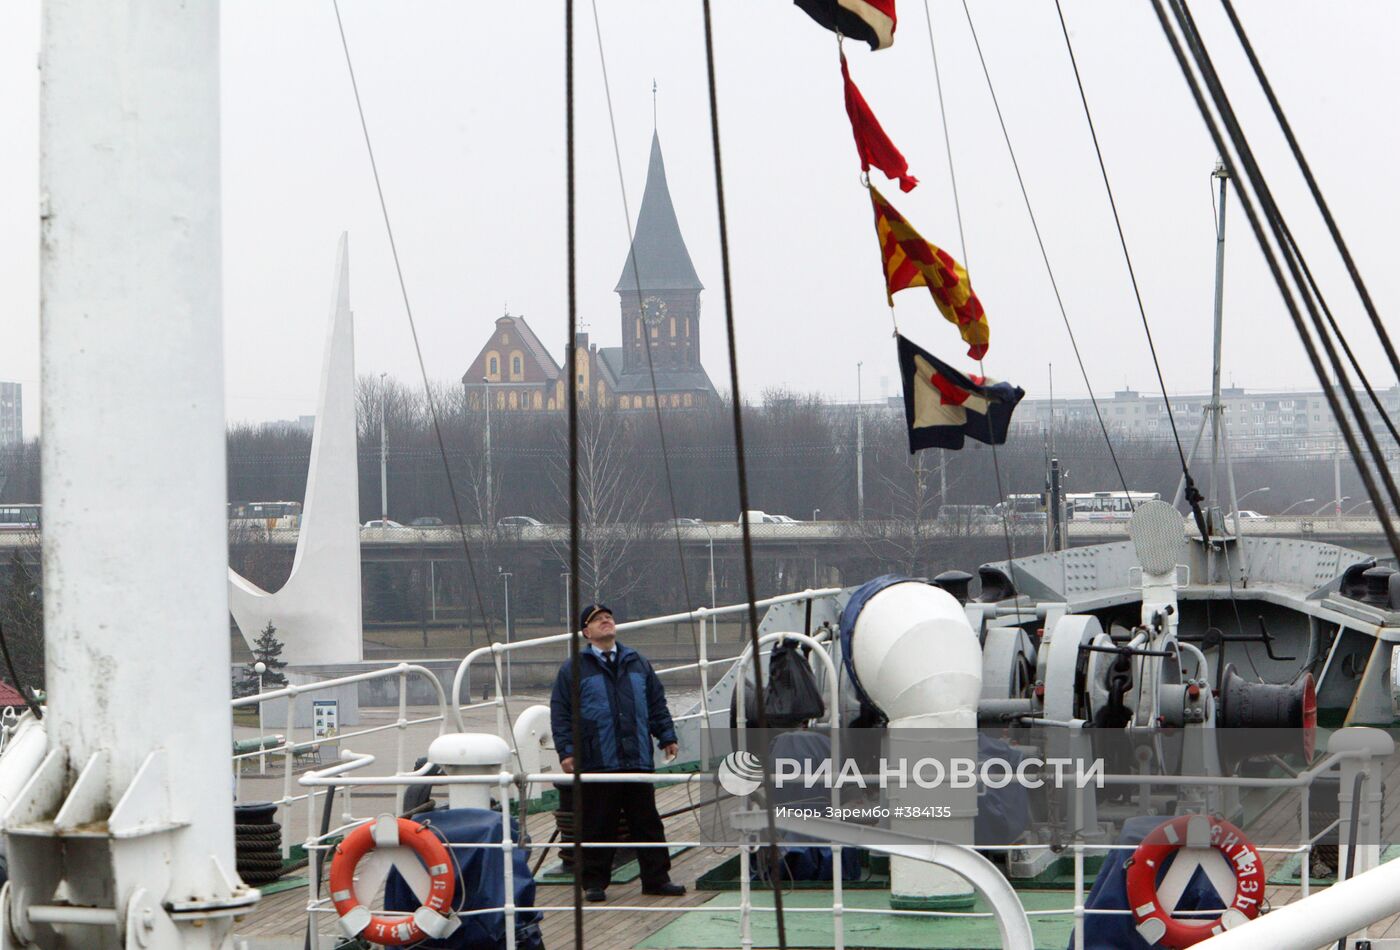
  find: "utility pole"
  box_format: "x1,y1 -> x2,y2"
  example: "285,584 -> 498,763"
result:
379,371 -> 388,525
1334,443 -> 1343,525
483,376 -> 493,528
857,361 -> 865,521
1048,458 -> 1065,553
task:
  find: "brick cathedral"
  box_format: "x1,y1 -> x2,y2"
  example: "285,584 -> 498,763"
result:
462,132 -> 718,412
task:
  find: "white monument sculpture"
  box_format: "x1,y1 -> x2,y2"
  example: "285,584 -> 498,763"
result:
229,234 -> 364,664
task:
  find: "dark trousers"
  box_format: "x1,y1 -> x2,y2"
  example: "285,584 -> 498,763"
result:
575,779 -> 671,890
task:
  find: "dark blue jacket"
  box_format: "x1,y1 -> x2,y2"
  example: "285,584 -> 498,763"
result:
550,643 -> 677,772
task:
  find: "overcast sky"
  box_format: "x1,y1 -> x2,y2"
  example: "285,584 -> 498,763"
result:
1,1 -> 1396,434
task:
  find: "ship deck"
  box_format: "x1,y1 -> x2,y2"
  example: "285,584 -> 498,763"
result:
230,704 -> 1400,948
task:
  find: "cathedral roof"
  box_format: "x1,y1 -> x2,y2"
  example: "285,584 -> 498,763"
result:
614,133 -> 704,294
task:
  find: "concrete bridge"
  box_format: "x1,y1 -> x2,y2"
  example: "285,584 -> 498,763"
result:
1,516 -> 1394,561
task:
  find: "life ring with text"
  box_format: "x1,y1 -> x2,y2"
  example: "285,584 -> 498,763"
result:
328,814 -> 457,945
1124,814 -> 1264,948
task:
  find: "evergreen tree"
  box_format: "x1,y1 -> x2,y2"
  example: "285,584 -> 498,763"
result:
0,552 -> 44,696
244,621 -> 288,690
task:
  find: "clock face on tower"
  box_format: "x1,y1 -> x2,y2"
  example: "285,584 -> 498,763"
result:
641,296 -> 668,327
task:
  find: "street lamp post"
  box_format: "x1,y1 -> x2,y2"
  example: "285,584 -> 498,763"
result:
1233,486 -> 1270,511
499,568 -> 513,695
856,362 -> 865,521
699,523 -> 717,642
812,508 -> 821,522
379,372 -> 388,526
561,570 -> 571,626
254,660 -> 267,775
1312,497 -> 1348,517
1345,499 -> 1375,516
1278,498 -> 1316,516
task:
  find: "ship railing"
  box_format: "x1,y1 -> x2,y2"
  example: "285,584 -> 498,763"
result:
230,661 -> 451,859
446,586 -> 844,748
292,734 -> 1388,950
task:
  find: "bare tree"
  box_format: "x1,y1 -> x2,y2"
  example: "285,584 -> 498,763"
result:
551,404 -> 659,602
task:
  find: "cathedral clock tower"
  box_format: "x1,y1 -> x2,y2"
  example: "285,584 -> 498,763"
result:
612,132 -> 716,407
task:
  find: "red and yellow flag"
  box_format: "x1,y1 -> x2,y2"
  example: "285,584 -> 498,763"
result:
869,185 -> 989,360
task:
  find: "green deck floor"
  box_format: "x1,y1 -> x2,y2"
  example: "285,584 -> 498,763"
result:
636,890 -> 1075,949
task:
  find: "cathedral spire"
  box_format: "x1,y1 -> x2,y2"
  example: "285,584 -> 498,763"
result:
614,132 -> 703,294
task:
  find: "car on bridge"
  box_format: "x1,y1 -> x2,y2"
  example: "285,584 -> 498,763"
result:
498,516 -> 543,528
738,511 -> 790,525
363,519 -> 404,529
409,516 -> 444,527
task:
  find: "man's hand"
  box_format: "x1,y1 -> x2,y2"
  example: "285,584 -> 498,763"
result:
663,743 -> 678,760
560,756 -> 574,774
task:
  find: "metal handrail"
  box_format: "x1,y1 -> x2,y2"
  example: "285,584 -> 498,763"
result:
448,587 -> 843,731
293,735 -> 1387,950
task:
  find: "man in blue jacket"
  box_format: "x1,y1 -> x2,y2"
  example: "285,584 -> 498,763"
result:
551,603 -> 685,902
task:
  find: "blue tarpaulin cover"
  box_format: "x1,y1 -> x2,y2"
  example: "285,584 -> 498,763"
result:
385,807 -> 544,950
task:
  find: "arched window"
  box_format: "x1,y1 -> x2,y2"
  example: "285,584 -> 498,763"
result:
669,316 -> 676,337
508,390 -> 519,410
683,393 -> 694,407
488,356 -> 498,375
532,391 -> 543,409
512,355 -> 522,376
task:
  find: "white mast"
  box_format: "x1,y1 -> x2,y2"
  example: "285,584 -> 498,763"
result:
3,1 -> 256,946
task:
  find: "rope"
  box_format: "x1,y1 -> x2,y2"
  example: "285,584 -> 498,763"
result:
1218,0 -> 1400,387
699,3 -> 789,945
565,0 -> 586,943
1051,0 -> 1208,535
588,0 -> 705,657
329,0 -> 527,772
955,0 -> 1135,507
1151,0 -> 1400,560
1166,0 -> 1400,535
914,5 -> 1023,594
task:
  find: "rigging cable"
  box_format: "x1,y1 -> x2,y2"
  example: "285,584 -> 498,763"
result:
588,0 -> 706,671
1050,0 -> 1211,539
912,11 -> 1025,621
1166,0 -> 1400,536
1218,0 -> 1400,386
699,3 -> 789,945
954,0 -> 1137,508
1209,4 -> 1400,448
565,0 -> 586,944
1278,227 -> 1400,447
328,0 -> 528,771
1150,0 -> 1400,559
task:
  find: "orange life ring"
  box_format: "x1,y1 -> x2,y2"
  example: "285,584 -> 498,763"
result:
1125,814 -> 1264,948
329,815 -> 457,946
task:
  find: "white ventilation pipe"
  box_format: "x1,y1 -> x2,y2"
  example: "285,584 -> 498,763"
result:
511,705 -> 558,803
847,581 -> 983,909
850,581 -> 983,728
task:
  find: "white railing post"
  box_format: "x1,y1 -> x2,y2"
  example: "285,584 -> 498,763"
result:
500,773 -> 518,950
396,665 -> 409,817
698,611 -> 712,771
1299,781 -> 1311,900
283,686 -> 296,860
